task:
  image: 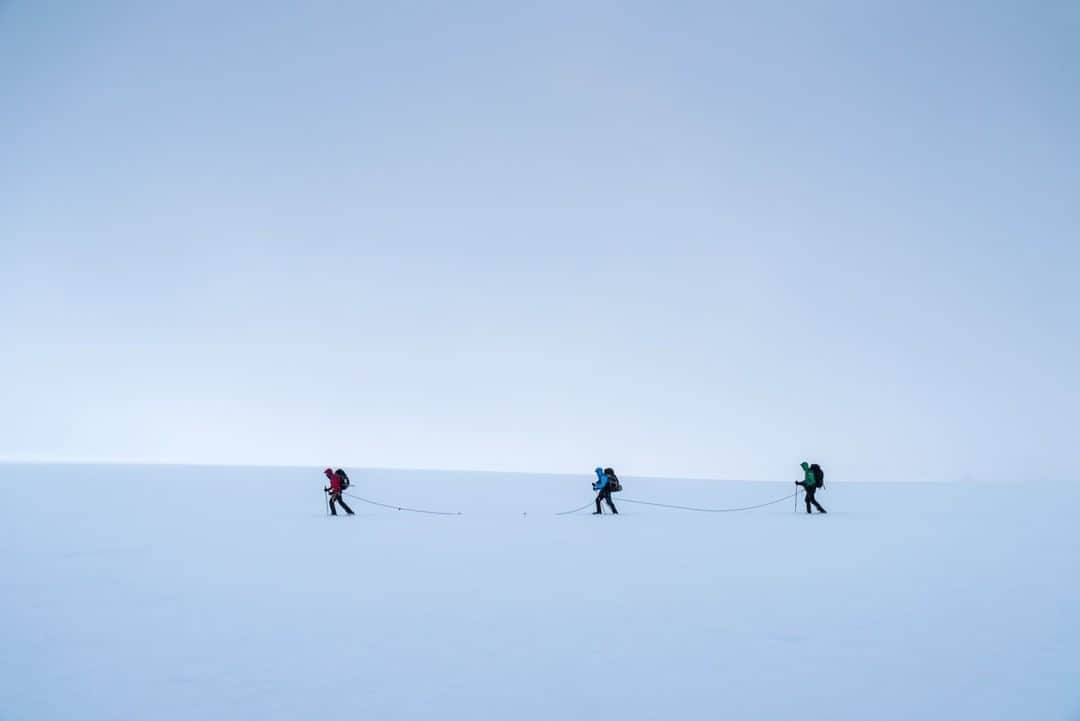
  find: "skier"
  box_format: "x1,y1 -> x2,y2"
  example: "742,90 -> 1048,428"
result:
324,467 -> 354,516
592,467 -> 618,515
796,461 -> 826,514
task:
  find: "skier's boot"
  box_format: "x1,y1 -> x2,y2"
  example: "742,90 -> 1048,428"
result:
592,510 -> 602,515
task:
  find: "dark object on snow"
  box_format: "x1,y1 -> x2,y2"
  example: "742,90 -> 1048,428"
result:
603,467 -> 623,493
810,463 -> 824,489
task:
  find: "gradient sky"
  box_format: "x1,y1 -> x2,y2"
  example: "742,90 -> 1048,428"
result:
2,1 -> 1077,481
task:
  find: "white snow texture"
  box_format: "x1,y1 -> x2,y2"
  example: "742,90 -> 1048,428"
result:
2,464 -> 1078,721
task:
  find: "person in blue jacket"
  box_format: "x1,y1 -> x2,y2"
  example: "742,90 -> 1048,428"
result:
593,467 -> 618,515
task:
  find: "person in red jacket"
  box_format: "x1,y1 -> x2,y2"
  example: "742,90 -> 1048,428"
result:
324,467 -> 354,516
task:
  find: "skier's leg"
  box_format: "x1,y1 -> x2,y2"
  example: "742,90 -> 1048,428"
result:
604,488 -> 618,514
329,494 -> 339,515
338,497 -> 354,515
804,488 -> 813,514
594,493 -> 603,514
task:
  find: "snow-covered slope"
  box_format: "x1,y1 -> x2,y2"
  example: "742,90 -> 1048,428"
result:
2,464 -> 1077,721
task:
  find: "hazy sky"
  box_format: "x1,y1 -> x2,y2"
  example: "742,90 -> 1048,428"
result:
2,1 -> 1077,481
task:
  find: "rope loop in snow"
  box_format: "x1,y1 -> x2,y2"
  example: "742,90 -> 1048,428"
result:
553,490 -> 799,515
619,492 -> 798,513
341,491 -> 461,516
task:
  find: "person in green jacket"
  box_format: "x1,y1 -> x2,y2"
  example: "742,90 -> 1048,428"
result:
796,461 -> 827,514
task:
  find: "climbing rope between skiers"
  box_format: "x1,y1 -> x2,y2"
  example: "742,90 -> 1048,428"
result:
318,462 -> 827,518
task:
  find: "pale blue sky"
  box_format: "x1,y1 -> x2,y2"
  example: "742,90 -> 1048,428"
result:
2,1 -> 1077,481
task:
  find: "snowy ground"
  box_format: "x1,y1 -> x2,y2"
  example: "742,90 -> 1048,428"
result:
2,464 -> 1078,721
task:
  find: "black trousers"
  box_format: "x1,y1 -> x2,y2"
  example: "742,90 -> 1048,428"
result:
329,492 -> 354,515
595,486 -> 618,514
804,486 -> 826,514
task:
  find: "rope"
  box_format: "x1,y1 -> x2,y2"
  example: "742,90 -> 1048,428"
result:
341,491 -> 461,516
553,490 -> 797,516
554,501 -> 595,516
335,488 -> 796,517
617,491 -> 798,513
